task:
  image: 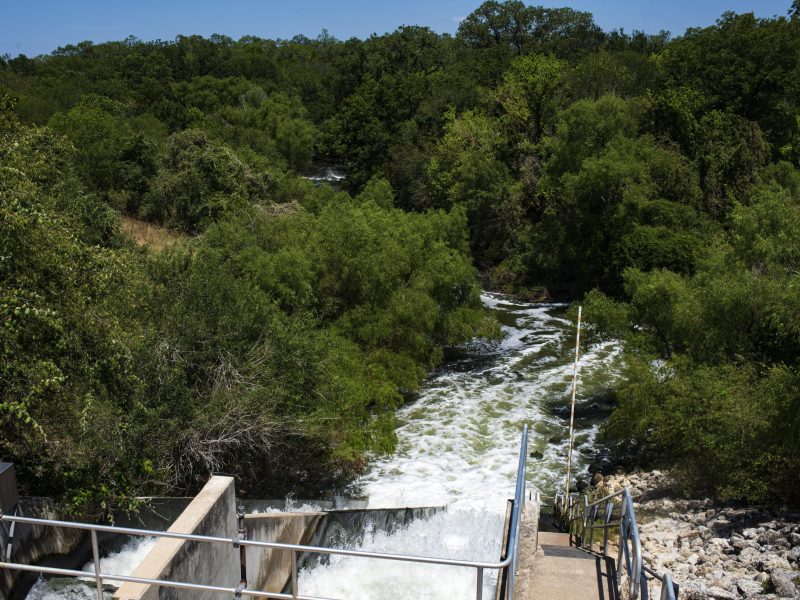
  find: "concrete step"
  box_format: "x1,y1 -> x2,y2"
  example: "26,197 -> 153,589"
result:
515,530 -> 619,600
533,532 -> 618,600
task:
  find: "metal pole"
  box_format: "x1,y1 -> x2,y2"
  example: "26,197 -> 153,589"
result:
237,505 -> 248,591
564,305 -> 582,499
476,567 -> 483,600
603,502 -> 613,555
90,529 -> 104,600
291,549 -> 298,598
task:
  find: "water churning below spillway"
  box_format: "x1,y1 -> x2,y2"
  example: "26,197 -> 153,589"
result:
25,536 -> 156,600
298,292 -> 623,599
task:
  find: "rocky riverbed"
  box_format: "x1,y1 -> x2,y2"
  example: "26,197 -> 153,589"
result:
590,470 -> 800,599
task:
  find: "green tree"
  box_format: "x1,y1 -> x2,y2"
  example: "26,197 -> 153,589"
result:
140,130 -> 271,232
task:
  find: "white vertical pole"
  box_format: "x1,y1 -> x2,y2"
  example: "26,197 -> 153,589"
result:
565,306 -> 582,500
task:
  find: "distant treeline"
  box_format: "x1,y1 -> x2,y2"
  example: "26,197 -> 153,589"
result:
1,1 -> 799,509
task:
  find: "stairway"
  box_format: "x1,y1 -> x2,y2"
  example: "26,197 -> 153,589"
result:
515,531 -> 619,600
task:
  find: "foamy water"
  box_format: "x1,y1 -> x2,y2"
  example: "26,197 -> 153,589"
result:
299,293 -> 623,599
25,536 -> 157,600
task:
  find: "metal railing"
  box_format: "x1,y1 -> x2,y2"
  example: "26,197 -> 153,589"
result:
554,488 -> 678,600
0,426 -> 530,600
503,423 -> 528,600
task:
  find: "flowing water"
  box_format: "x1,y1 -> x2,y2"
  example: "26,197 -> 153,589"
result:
299,292 -> 624,599
303,164 -> 347,187
25,536 -> 156,600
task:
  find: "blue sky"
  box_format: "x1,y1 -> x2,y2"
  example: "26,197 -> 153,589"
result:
1,1 -> 793,58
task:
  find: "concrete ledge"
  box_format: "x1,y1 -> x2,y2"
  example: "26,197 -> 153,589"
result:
245,512 -> 325,594
512,501 -> 540,600
114,476 -> 238,600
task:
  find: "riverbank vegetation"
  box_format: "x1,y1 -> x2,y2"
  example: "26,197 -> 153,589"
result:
1,1 -> 799,509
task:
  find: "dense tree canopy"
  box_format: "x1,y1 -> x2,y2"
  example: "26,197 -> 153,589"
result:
2,1 -> 800,508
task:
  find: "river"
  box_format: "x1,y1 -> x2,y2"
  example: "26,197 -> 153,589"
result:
298,292 -> 623,599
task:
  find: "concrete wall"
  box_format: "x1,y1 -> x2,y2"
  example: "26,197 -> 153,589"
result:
244,512 -> 325,594
511,501 -> 540,600
1,497 -> 86,600
114,476 -> 239,600
245,506 -> 441,595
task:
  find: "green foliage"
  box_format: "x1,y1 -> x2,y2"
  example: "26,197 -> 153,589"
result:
140,196 -> 495,489
527,99 -> 707,291
424,109 -> 522,264
1,104 -> 150,512
590,182 -> 800,504
48,95 -> 159,210
496,53 -> 567,146
457,1 -> 604,58
0,96 -> 496,508
140,129 -> 271,232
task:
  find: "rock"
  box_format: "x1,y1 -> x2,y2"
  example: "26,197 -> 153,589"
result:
707,587 -> 738,600
680,583 -> 710,599
772,538 -> 791,551
759,530 -> 783,546
738,547 -> 764,570
581,468 -> 800,597
761,554 -> 792,573
529,450 -> 544,459
744,528 -> 763,540
679,530 -> 702,547
769,571 -> 797,597
733,538 -> 755,553
736,578 -> 764,597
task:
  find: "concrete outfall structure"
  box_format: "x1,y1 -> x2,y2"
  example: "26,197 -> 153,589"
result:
107,475 -> 444,599
114,476 -> 239,600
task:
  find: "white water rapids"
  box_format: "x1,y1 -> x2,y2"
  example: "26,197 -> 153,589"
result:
299,292 -> 623,599
25,536 -> 156,600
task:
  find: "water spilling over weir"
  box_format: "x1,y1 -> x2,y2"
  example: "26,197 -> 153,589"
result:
299,293 -> 623,599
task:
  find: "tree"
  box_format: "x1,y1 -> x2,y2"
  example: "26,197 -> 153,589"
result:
496,53 -> 567,145
140,130 -> 271,232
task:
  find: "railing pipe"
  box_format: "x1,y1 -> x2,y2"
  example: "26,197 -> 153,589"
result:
0,513 -> 511,570
553,487 -> 677,600
291,549 -> 299,599
505,423 -> 528,600
90,529 -> 103,600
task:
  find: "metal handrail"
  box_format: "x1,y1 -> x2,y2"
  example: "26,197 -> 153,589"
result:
554,488 -> 678,600
503,423 -> 528,600
0,426 -> 530,600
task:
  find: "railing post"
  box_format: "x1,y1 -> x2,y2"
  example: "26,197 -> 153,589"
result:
476,566 -> 483,600
588,503 -> 598,550
237,505 -> 248,591
603,501 -> 613,555
616,509 -> 627,598
291,549 -> 299,598
90,529 -> 103,600
581,496 -> 589,549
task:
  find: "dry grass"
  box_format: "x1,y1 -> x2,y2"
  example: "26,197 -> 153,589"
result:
121,216 -> 187,251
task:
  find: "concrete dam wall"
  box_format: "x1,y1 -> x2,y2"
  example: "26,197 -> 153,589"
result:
114,476 -> 240,600
110,476 -> 440,597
